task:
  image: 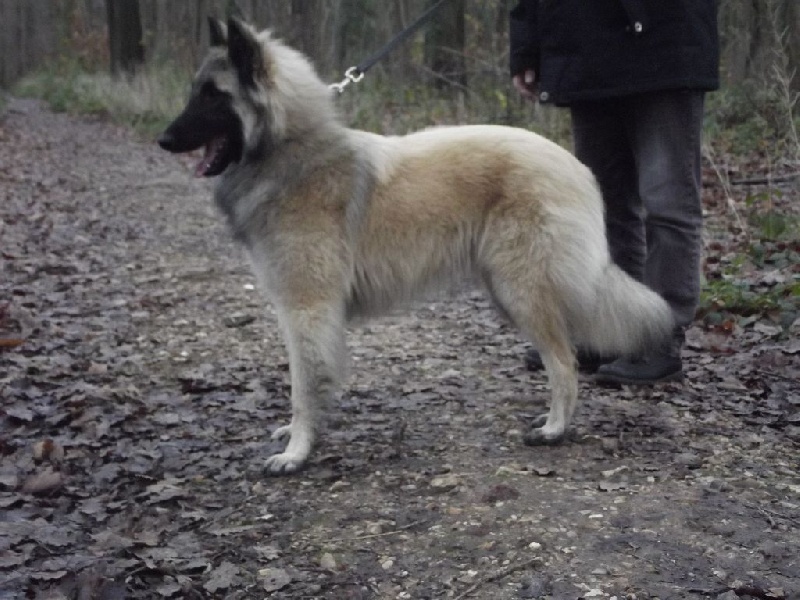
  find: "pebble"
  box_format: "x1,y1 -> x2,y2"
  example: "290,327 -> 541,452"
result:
528,541 -> 542,551
430,474 -> 461,490
675,452 -> 703,469
319,553 -> 336,570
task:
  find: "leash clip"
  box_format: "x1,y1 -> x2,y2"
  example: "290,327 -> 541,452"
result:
330,66 -> 365,94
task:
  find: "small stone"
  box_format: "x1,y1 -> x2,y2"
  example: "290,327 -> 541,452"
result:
430,474 -> 461,491
381,558 -> 394,570
712,568 -> 727,581
330,480 -> 349,492
496,465 -> 519,476
601,466 -> 629,478
715,592 -> 738,600
319,553 -> 336,570
366,522 -> 384,535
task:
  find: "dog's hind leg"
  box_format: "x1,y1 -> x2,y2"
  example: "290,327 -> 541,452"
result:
265,303 -> 346,475
485,274 -> 579,445
523,335 -> 578,445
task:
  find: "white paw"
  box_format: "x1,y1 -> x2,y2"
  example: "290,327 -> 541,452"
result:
264,451 -> 307,475
271,424 -> 292,441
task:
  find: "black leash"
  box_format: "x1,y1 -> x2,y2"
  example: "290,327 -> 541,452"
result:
330,0 -> 451,93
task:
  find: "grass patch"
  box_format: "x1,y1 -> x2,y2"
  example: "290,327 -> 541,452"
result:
14,58 -> 190,138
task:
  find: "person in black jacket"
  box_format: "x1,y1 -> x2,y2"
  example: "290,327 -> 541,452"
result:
510,0 -> 719,385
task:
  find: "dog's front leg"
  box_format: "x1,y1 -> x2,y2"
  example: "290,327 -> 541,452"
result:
265,304 -> 345,475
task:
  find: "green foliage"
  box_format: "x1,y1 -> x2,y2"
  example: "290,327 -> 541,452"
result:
699,236 -> 800,329
705,83 -> 798,157
745,189 -> 800,242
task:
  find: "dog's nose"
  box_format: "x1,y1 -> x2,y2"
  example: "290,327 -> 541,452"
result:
157,131 -> 176,151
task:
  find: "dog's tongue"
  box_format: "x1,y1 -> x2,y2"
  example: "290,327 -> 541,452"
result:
194,137 -> 225,177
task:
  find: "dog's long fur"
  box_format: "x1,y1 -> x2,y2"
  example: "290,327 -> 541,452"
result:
159,18 -> 674,474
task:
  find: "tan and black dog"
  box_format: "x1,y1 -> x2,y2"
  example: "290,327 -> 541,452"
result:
158,17 -> 673,474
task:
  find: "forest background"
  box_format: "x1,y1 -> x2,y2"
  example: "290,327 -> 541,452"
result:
0,0 -> 798,139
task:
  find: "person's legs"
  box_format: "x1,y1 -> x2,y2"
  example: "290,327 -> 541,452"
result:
571,100 -> 646,282
596,90 -> 705,384
631,90 -> 705,328
526,100 -> 643,373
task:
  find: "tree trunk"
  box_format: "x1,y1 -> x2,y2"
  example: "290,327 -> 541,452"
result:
106,0 -> 144,76
425,0 -> 467,88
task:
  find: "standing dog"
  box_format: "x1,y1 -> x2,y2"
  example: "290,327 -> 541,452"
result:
158,18 -> 673,475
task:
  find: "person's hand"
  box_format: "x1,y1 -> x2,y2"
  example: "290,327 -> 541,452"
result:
512,69 -> 537,101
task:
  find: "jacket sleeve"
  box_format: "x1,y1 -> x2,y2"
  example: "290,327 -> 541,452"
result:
509,0 -> 539,77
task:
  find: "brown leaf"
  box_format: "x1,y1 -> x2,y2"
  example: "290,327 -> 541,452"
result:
21,470 -> 64,495
32,439 -> 65,464
204,561 -> 239,593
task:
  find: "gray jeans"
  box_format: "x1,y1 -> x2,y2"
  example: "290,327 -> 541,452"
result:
570,90 -> 705,328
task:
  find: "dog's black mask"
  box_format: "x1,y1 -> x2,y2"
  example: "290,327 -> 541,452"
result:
158,81 -> 244,178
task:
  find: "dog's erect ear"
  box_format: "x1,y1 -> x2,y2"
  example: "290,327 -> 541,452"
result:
208,17 -> 227,47
227,17 -> 265,88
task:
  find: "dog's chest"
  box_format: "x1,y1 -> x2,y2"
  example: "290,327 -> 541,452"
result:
214,175 -> 281,243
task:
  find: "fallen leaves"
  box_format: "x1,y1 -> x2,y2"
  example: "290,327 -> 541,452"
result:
20,469 -> 64,495
1,98 -> 798,599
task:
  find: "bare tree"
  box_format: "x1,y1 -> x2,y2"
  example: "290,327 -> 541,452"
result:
106,0 -> 144,76
425,0 -> 467,88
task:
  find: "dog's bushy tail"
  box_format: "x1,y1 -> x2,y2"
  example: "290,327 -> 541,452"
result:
572,263 -> 674,357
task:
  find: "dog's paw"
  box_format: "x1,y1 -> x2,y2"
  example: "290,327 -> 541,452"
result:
264,451 -> 307,475
271,424 -> 292,441
523,414 -> 567,446
523,427 -> 566,446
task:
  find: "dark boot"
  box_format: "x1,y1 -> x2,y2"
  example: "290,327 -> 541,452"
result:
594,329 -> 685,385
525,348 -> 613,374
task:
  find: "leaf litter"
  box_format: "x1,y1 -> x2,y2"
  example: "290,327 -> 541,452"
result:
1,98 -> 798,598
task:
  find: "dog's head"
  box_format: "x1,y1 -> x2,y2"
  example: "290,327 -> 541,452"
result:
158,17 -> 334,177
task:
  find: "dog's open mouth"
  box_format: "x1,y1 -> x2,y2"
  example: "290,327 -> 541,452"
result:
195,135 -> 232,178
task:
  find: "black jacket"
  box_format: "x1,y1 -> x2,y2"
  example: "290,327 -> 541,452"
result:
510,0 -> 720,105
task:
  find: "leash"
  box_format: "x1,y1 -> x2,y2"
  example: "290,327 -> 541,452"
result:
330,0 -> 451,93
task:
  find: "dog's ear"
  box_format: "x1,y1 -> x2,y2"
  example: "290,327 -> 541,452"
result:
208,17 -> 227,47
227,17 -> 265,88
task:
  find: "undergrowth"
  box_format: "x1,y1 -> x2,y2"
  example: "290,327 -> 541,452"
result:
699,186 -> 800,330
12,55 -> 573,144
14,58 -> 188,138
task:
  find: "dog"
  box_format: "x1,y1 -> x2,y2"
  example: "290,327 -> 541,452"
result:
158,17 -> 674,474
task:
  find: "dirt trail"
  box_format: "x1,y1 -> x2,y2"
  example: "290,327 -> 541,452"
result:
1,99 -> 799,600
